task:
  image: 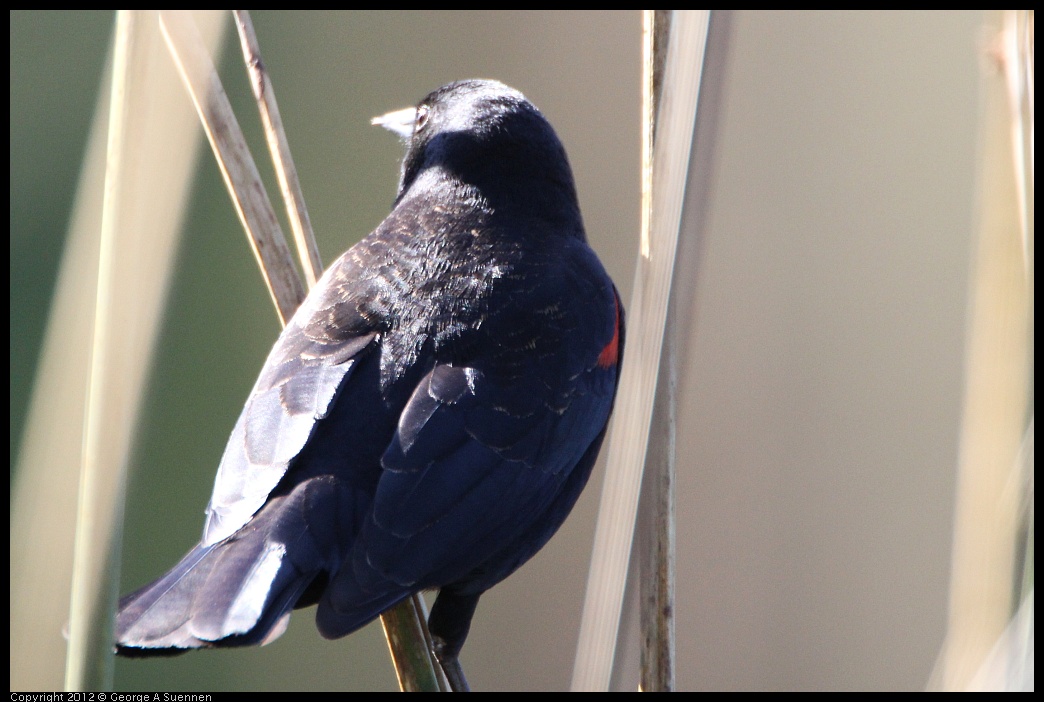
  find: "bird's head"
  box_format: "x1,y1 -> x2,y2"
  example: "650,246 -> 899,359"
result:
373,79 -> 580,220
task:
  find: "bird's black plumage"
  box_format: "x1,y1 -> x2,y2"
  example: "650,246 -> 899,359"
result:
115,79 -> 624,684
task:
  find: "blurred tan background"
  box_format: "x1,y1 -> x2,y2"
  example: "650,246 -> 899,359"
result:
11,10 -> 989,691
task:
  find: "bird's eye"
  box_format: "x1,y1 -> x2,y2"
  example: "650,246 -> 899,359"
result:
414,105 -> 430,133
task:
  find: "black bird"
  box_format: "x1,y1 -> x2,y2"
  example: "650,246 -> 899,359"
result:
116,79 -> 624,690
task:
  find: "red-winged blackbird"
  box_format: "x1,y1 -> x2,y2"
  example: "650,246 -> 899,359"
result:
116,79 -> 624,690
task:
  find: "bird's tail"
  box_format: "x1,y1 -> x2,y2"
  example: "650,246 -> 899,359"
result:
115,475 -> 350,655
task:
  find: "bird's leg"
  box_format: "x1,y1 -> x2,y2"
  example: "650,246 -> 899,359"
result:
428,588 -> 481,692
432,644 -> 470,693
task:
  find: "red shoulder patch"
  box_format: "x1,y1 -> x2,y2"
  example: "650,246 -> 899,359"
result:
597,294 -> 621,369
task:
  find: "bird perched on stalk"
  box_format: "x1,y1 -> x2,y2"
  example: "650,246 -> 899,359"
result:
115,79 -> 624,691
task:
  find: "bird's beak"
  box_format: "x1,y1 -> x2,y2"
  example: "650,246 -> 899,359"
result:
371,106 -> 418,140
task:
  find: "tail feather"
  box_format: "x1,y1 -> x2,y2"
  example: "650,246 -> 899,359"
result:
116,475 -> 351,655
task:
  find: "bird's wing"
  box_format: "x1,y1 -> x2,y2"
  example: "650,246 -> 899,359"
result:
317,279 -> 622,634
202,256 -> 380,546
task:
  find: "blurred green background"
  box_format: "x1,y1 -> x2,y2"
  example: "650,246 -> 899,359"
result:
12,10 -> 990,691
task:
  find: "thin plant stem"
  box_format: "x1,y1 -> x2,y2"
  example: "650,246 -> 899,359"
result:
572,10 -> 711,691
64,11 -> 140,691
233,10 -> 323,289
159,10 -> 444,690
159,10 -> 304,323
